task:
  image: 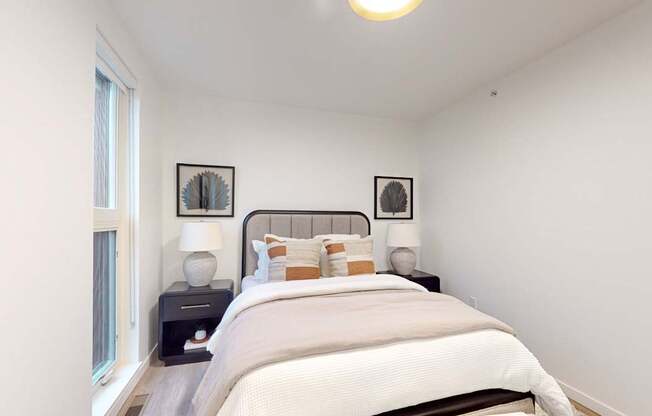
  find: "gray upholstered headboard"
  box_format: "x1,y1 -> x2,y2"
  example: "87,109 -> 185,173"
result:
242,210 -> 371,278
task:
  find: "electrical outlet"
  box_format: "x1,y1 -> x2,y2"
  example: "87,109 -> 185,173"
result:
469,296 -> 478,309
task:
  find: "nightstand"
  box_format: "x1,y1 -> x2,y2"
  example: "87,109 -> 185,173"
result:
377,270 -> 441,293
158,279 -> 234,366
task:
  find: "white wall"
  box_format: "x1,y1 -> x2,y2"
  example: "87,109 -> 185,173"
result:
0,1 -> 95,414
0,1 -> 164,413
418,3 -> 652,415
161,97 -> 420,289
96,0 -> 165,362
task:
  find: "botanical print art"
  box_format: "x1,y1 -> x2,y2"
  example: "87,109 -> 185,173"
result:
375,176 -> 413,219
177,164 -> 235,217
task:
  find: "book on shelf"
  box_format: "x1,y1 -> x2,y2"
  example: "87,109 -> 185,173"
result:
184,338 -> 209,352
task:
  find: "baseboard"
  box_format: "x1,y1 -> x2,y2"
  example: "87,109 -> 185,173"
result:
557,379 -> 627,416
106,345 -> 157,416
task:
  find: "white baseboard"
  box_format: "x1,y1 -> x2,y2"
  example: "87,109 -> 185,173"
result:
106,345 -> 157,416
557,379 -> 627,416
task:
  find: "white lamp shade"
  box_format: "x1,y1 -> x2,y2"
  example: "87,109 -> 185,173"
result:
179,222 -> 223,252
386,223 -> 420,247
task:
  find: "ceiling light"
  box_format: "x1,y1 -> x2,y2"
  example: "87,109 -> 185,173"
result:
349,0 -> 423,22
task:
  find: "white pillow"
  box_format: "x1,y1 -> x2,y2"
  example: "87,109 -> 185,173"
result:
252,240 -> 270,281
314,234 -> 361,241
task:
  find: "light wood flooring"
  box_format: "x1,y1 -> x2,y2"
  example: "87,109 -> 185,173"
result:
120,360 -> 598,416
118,360 -> 209,416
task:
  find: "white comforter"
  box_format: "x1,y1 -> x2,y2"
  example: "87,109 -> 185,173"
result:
206,275 -> 572,416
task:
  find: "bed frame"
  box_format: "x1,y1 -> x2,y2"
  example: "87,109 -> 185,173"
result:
241,210 -> 534,415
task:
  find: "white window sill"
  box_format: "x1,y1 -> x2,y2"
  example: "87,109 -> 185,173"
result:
92,362 -> 141,416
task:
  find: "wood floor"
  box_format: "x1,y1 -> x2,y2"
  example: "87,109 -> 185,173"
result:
120,360 -> 598,416
571,402 -> 600,416
119,360 -> 209,416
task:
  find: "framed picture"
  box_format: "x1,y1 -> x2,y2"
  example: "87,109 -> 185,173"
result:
177,163 -> 235,217
374,176 -> 413,220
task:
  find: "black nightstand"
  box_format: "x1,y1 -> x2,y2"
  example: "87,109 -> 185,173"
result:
158,279 -> 233,366
377,270 -> 441,293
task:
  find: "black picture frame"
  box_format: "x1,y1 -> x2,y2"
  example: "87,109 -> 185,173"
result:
176,163 -> 235,217
374,176 -> 413,220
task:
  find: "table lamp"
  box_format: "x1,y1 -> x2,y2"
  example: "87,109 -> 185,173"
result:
178,222 -> 223,287
386,223 -> 420,276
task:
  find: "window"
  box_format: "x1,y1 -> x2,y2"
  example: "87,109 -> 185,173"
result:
93,71 -> 117,209
92,64 -> 130,385
92,231 -> 117,383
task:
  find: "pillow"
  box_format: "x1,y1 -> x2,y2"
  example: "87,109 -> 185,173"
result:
323,237 -> 376,277
314,234 -> 361,276
314,234 -> 361,241
252,240 -> 270,281
252,235 -> 302,281
260,234 -> 335,277
265,234 -> 323,281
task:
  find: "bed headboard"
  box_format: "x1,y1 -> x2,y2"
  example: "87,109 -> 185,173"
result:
242,210 -> 371,278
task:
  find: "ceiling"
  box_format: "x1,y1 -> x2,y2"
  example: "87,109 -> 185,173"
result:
110,0 -> 639,121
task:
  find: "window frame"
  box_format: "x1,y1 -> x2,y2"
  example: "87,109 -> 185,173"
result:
92,34 -> 140,390
92,64 -> 124,386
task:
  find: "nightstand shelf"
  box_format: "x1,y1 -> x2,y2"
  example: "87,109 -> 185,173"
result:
377,269 -> 440,293
158,279 -> 233,366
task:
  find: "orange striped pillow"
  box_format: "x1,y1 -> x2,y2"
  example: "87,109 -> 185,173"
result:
264,234 -> 323,281
323,237 -> 375,277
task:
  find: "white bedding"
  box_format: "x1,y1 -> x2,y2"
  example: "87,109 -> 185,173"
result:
209,275 -> 572,416
240,275 -> 266,292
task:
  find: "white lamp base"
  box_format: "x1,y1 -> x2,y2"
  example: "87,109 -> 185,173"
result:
390,247 -> 416,276
183,251 -> 217,287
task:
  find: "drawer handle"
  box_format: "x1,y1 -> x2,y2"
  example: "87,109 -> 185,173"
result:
180,303 -> 211,310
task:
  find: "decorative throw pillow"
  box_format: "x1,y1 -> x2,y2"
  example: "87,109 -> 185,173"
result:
314,234 -> 361,277
265,234 -> 323,281
323,237 -> 376,277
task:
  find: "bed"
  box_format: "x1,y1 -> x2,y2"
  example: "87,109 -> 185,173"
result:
191,210 -> 573,416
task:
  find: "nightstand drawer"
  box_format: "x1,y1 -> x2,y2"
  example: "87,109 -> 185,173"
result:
161,292 -> 232,321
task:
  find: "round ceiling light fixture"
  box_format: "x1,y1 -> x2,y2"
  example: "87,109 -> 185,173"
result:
349,0 -> 423,22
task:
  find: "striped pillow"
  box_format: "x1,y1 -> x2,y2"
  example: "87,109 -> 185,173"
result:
264,234 -> 323,281
323,237 -> 376,277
